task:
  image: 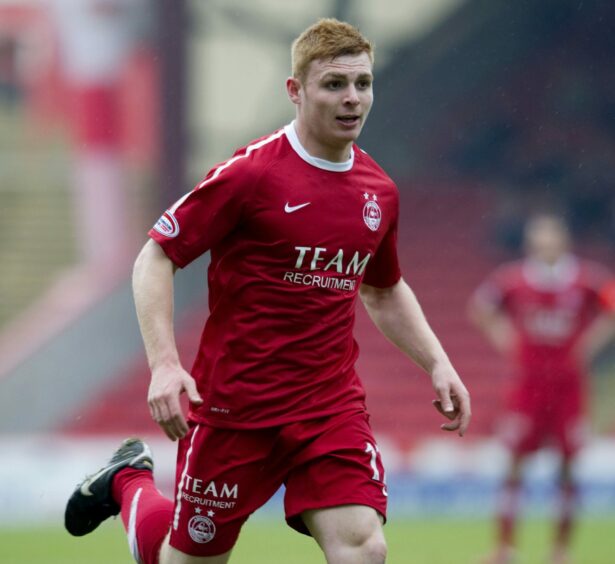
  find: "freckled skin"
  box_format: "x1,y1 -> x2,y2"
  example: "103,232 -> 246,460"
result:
287,52 -> 374,162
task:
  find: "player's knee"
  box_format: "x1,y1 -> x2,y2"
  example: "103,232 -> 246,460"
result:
361,533 -> 387,563
159,537 -> 232,564
331,530 -> 387,564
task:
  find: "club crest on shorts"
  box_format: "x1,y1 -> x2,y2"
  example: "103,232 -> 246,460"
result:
362,193 -> 381,231
188,514 -> 216,544
153,210 -> 180,238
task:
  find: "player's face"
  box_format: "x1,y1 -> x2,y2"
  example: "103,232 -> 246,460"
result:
524,218 -> 570,263
287,52 -> 373,161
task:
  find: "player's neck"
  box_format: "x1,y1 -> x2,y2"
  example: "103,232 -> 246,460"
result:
292,120 -> 353,163
530,253 -> 571,268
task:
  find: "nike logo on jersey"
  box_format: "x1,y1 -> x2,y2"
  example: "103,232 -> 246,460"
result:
284,202 -> 311,213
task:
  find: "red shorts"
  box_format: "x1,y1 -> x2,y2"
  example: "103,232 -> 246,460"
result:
500,374 -> 586,458
168,410 -> 387,557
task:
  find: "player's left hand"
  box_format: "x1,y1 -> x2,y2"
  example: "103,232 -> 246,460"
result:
430,364 -> 471,437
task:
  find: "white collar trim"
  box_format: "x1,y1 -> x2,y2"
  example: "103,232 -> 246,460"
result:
284,121 -> 354,172
522,254 -> 580,290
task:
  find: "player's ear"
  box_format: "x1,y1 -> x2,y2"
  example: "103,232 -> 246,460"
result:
286,76 -> 302,105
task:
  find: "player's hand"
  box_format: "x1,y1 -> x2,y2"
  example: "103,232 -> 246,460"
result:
147,365 -> 203,441
430,364 -> 471,437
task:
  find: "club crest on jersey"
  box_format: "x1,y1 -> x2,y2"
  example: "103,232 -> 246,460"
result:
153,210 -> 179,238
188,514 -> 216,544
362,193 -> 381,231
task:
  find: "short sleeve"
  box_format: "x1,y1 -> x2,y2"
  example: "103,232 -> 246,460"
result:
471,272 -> 506,313
362,210 -> 402,288
600,280 -> 615,312
149,155 -> 256,268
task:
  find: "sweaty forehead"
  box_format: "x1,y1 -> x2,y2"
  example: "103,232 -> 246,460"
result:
308,52 -> 373,79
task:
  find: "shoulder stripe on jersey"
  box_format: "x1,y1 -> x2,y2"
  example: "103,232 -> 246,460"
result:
169,129 -> 285,214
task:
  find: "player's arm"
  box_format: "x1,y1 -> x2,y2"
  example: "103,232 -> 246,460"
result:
578,280 -> 615,364
132,239 -> 202,441
359,278 -> 471,436
467,297 -> 517,356
575,311 -> 615,365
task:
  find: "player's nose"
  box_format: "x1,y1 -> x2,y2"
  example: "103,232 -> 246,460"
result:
344,85 -> 360,105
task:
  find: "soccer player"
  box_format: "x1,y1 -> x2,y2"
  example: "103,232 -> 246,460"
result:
65,19 -> 471,564
469,214 -> 615,564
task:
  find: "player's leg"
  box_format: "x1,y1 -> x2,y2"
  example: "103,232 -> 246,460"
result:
283,411 -> 388,564
551,415 -> 584,564
550,456 -> 576,564
158,532 -> 231,563
482,411 -> 536,564
65,438 -> 173,563
486,452 -> 524,564
302,504 -> 386,564
548,388 -> 587,564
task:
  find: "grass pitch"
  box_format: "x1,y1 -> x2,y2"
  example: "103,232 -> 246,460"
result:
1,517 -> 614,563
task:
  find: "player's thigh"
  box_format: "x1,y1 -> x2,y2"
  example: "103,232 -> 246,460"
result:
499,411 -> 540,453
303,504 -> 386,552
160,533 -> 231,564
284,411 -> 388,534
559,413 -> 588,459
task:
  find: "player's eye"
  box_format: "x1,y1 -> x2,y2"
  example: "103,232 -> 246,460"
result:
357,80 -> 372,90
325,80 -> 343,90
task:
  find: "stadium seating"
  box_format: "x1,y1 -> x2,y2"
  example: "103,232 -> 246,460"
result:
356,188 -> 508,449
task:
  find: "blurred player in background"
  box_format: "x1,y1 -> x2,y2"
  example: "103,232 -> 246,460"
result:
469,214 -> 615,564
65,18 -> 471,564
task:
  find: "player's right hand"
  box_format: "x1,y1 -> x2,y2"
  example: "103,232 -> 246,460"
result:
147,365 -> 203,441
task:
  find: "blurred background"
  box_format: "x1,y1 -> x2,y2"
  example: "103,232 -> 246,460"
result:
1,0 -> 614,562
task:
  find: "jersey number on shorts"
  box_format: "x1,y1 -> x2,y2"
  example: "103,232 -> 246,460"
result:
365,442 -> 388,496
365,442 -> 380,480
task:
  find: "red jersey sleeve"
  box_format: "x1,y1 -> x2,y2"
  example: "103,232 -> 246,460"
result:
471,266 -> 509,312
582,263 -> 614,311
600,280 -> 615,312
362,197 -> 402,288
149,153 -> 258,268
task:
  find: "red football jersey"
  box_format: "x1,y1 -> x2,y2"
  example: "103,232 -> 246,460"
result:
149,123 -> 401,428
473,255 -> 610,379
